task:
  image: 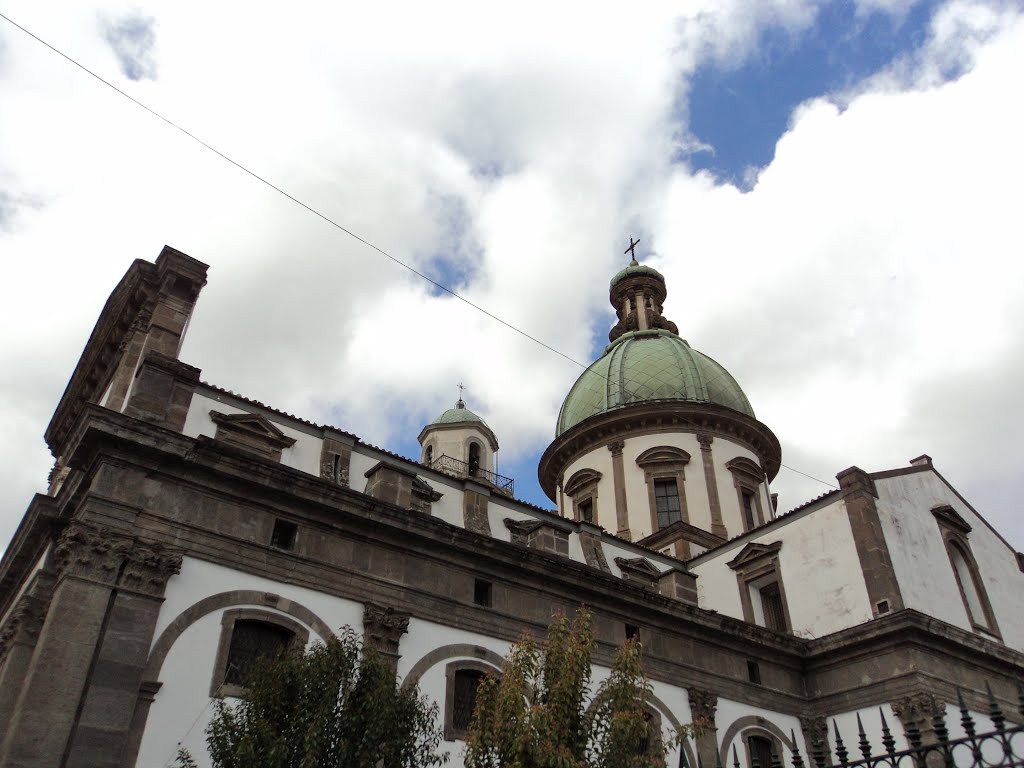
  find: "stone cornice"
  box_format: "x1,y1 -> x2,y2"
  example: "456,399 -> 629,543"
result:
0,494 -> 59,621
538,401 -> 782,501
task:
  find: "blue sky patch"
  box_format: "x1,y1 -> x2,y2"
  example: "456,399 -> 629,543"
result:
683,1 -> 938,187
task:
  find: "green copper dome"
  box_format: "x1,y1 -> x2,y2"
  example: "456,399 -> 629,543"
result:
431,399 -> 487,426
555,329 -> 754,436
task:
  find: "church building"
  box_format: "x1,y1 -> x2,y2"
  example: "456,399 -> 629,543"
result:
0,245 -> 1022,768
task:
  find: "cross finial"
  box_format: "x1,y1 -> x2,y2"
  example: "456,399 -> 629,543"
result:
456,382 -> 466,407
624,237 -> 640,265
457,382 -> 465,397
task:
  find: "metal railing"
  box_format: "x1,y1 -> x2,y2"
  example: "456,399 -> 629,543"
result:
708,686 -> 1024,768
429,454 -> 514,496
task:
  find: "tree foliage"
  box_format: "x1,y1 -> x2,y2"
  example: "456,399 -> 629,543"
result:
179,629 -> 446,768
465,608 -> 702,768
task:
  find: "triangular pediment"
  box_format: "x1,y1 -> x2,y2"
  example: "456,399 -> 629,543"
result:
932,504 -> 972,535
614,556 -> 662,576
727,540 -> 782,570
210,411 -> 297,459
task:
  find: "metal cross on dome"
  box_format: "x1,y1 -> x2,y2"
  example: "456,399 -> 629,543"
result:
457,383 -> 465,398
624,237 -> 640,261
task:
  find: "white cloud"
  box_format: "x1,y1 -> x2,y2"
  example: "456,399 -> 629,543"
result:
0,0 -> 1022,553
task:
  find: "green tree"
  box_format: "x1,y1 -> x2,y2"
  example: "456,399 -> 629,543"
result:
465,609 -> 701,768
178,629 -> 446,768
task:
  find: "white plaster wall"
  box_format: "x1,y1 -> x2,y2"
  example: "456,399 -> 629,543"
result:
716,697 -> 802,766
875,470 -> 1024,652
181,392 -> 322,475
347,446 -> 379,494
486,496 -> 538,543
691,499 -> 873,637
140,557 -> 366,768
560,445 -> 615,529
423,473 -> 465,529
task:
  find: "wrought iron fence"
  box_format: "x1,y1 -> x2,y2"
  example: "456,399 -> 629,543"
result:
429,454 -> 514,496
707,685 -> 1024,768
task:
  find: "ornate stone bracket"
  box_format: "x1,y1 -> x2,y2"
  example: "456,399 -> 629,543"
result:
120,541 -> 184,597
54,521 -> 182,596
891,693 -> 946,745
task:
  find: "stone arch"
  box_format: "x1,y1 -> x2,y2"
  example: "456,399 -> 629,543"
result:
144,590 -> 335,680
584,687 -> 697,768
719,715 -> 795,766
401,643 -> 505,690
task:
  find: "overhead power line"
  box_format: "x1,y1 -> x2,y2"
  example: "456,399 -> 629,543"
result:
0,11 -> 838,492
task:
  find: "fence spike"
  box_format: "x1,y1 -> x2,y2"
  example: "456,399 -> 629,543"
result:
985,681 -> 1006,732
770,740 -> 784,768
904,716 -> 923,751
716,744 -> 724,768
810,737 -> 827,768
956,687 -> 977,739
832,720 -> 849,767
855,713 -> 872,762
1018,680 -> 1024,719
932,706 -> 949,746
790,729 -> 805,768
879,708 -> 896,758
696,749 -> 705,768
680,747 -> 690,768
733,745 -> 742,768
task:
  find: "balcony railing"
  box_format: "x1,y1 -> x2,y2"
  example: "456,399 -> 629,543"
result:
429,454 -> 514,496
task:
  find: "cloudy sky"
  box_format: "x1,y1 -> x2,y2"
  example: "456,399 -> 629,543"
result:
1,0 -> 1022,552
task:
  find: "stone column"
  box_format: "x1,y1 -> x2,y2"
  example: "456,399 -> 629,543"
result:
0,574 -> 54,739
608,441 -> 631,539
363,603 -> 410,674
688,687 -> 720,768
463,482 -> 492,535
698,434 -> 728,539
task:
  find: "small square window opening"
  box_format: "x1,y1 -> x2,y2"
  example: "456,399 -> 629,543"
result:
270,519 -> 298,550
625,623 -> 640,640
474,579 -> 492,607
747,660 -> 761,684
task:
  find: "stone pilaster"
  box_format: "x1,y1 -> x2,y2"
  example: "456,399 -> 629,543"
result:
463,486 -> 492,535
579,530 -> 610,571
321,437 -> 352,488
837,466 -> 904,616
688,686 -> 719,768
0,522 -> 181,768
698,434 -> 728,539
363,602 -> 410,673
0,575 -> 54,740
799,715 -> 831,766
608,441 -> 631,539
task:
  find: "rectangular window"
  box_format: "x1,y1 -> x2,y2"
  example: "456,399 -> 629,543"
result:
224,620 -> 294,687
748,735 -> 775,768
270,519 -> 298,550
760,582 -> 787,632
625,623 -> 640,640
742,491 -> 756,530
654,478 -> 682,528
452,669 -> 486,732
747,660 -> 761,684
474,579 -> 492,607
578,498 -> 594,524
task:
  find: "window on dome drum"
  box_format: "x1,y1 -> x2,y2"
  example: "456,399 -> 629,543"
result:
211,609 -> 308,697
741,491 -> 756,531
654,478 -> 682,528
579,498 -> 594,524
747,734 -> 776,768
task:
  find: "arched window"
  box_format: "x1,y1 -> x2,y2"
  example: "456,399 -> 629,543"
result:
949,541 -> 991,630
932,504 -> 1000,637
443,660 -> 499,741
468,442 -> 481,476
747,734 -> 775,768
212,609 -> 308,697
425,445 -> 434,466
